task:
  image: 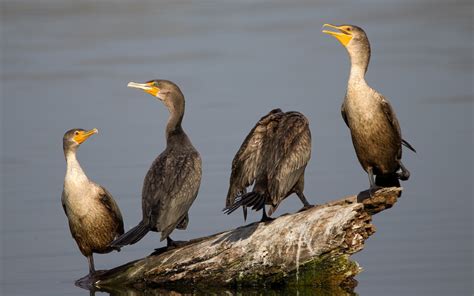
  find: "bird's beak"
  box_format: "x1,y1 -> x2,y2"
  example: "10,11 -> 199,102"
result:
74,128 -> 98,144
322,24 -> 353,47
127,81 -> 160,97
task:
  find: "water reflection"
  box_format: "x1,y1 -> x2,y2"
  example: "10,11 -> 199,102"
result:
87,285 -> 357,296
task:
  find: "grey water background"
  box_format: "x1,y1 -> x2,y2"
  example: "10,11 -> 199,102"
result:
1,0 -> 472,295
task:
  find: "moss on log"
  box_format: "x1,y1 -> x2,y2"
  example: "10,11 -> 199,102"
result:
78,187 -> 401,293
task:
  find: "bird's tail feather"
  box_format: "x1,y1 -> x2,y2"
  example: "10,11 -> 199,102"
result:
223,192 -> 266,218
109,222 -> 149,248
402,139 -> 416,153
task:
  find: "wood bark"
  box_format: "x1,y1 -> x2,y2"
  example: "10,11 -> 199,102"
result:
77,187 -> 401,293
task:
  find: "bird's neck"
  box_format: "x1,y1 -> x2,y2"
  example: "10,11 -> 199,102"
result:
165,105 -> 187,145
64,150 -> 88,184
349,64 -> 366,82
347,46 -> 370,83
347,55 -> 370,93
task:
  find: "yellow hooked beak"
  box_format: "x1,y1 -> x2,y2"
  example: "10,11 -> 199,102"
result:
74,128 -> 98,144
127,81 -> 160,97
322,24 -> 353,47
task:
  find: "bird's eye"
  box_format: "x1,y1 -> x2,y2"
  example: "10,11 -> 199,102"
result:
346,27 -> 351,31
74,131 -> 79,135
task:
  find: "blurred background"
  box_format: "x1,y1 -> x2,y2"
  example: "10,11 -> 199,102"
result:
1,0 -> 472,295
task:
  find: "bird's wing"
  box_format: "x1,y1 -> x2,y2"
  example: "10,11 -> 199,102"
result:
341,103 -> 349,127
225,108 -> 282,208
97,186 -> 124,235
268,112 -> 311,206
379,95 -> 402,139
379,93 -> 416,154
143,149 -> 202,240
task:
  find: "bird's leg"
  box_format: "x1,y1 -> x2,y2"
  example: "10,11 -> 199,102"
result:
367,167 -> 381,196
398,162 -> 410,181
166,236 -> 187,248
368,167 -> 376,188
296,191 -> 313,212
87,255 -> 95,276
260,206 -> 274,223
166,236 -> 178,248
242,206 -> 248,221
166,236 -> 173,247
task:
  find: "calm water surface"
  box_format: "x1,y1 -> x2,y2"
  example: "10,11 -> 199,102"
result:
1,0 -> 472,295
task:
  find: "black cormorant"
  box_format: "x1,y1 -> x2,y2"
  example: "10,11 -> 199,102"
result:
110,80 -> 202,249
322,24 -> 415,191
224,109 -> 312,222
61,128 -> 124,275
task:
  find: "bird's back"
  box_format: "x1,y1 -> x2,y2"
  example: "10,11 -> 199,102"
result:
226,109 -> 311,208
266,112 -> 311,205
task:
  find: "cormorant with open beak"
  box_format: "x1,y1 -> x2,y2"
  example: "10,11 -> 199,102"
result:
322,24 -> 415,192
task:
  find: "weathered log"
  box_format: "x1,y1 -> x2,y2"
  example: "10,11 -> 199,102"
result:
78,187 -> 401,294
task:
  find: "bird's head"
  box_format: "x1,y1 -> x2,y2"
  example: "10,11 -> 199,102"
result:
127,79 -> 184,111
322,24 -> 371,69
63,128 -> 98,151
322,24 -> 368,47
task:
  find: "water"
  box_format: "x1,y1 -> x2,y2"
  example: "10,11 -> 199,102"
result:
1,0 -> 472,295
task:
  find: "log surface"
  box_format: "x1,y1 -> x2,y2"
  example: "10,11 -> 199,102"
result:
81,187 -> 401,292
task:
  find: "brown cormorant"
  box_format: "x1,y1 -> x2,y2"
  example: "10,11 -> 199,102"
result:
110,80 -> 202,249
224,109 -> 312,222
61,128 -> 124,275
322,24 -> 415,191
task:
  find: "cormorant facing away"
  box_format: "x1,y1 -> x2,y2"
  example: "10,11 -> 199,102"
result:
110,80 -> 201,249
61,128 -> 124,276
322,24 -> 415,192
224,109 -> 313,222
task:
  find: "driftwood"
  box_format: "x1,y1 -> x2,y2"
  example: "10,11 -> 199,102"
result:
78,187 -> 401,294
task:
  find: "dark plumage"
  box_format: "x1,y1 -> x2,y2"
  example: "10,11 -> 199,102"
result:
110,80 -> 201,249
323,24 -> 415,191
61,128 -> 124,275
224,109 -> 312,222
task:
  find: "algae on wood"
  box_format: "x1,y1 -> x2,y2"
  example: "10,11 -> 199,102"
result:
78,187 -> 401,293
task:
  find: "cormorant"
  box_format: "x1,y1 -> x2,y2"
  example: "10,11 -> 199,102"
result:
110,80 -> 201,249
322,24 -> 415,192
224,109 -> 312,222
61,128 -> 124,275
